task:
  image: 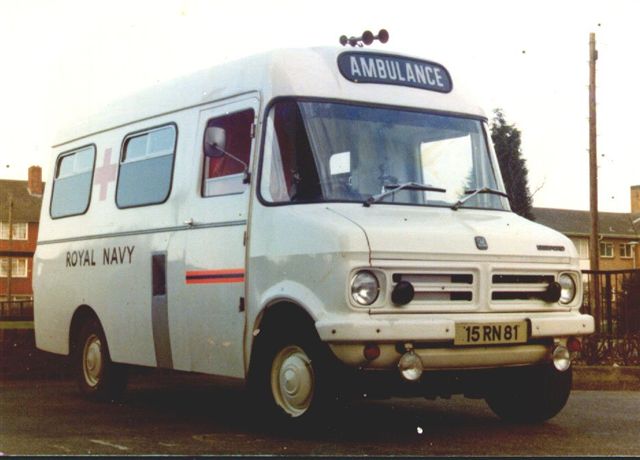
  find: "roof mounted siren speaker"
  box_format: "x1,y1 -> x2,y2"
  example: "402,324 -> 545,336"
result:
340,29 -> 389,47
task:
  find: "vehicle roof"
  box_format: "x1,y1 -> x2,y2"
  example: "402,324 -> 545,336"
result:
54,47 -> 487,147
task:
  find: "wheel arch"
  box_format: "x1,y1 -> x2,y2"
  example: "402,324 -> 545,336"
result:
246,300 -> 319,375
69,305 -> 101,355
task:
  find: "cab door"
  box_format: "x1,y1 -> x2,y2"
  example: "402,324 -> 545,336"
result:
173,96 -> 259,378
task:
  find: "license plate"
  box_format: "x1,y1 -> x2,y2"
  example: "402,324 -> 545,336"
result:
454,321 -> 527,346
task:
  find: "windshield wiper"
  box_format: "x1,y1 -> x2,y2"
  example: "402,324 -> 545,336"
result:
451,187 -> 509,210
364,182 -> 446,207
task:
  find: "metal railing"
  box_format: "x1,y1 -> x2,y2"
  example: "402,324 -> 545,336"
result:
580,270 -> 640,365
0,300 -> 34,321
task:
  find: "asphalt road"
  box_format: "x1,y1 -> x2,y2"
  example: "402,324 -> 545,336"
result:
1,372 -> 639,456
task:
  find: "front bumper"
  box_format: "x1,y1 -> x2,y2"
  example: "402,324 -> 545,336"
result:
316,312 -> 594,370
316,312 -> 594,342
329,342 -> 551,369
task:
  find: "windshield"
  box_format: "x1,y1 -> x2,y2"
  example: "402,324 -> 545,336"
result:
260,99 -> 509,210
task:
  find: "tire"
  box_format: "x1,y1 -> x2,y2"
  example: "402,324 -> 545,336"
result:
485,363 -> 572,423
249,323 -> 340,426
74,317 -> 128,402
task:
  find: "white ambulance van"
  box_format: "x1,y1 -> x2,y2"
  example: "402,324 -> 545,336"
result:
34,43 -> 594,424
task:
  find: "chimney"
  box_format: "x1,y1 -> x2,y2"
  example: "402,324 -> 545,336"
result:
28,165 -> 44,196
631,185 -> 640,214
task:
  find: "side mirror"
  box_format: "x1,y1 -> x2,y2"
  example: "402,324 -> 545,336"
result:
202,125 -> 251,184
204,126 -> 226,158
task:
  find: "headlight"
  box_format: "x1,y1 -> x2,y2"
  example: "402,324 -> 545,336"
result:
351,271 -> 380,305
558,273 -> 576,304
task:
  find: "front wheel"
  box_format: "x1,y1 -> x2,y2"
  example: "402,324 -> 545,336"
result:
270,344 -> 317,418
485,363 -> 572,423
74,318 -> 128,402
249,325 -> 340,425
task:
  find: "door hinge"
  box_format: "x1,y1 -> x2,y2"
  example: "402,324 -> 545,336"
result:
243,230 -> 247,246
250,123 -> 256,139
239,296 -> 245,312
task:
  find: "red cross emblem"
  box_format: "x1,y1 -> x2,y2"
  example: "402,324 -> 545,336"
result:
94,148 -> 118,201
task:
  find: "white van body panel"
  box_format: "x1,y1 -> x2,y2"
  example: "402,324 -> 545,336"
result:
36,108 -> 194,364
164,95 -> 259,377
54,48 -> 484,148
328,204 -> 578,262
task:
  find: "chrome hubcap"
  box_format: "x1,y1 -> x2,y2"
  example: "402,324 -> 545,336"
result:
270,345 -> 314,417
83,333 -> 103,388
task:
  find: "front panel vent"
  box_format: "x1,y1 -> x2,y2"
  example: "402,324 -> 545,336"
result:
491,274 -> 554,302
394,273 -> 474,303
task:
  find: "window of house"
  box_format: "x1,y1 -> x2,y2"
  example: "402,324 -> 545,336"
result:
116,124 -> 177,208
0,258 -> 28,278
620,243 -> 635,259
50,145 -> 96,218
202,109 -> 254,197
0,222 -> 27,240
569,237 -> 589,259
12,294 -> 32,302
599,241 -> 614,258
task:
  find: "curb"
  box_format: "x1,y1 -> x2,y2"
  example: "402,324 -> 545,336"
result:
573,365 -> 640,391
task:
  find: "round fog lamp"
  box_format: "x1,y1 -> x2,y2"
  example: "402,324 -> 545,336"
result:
558,274 -> 576,304
398,351 -> 423,381
552,345 -> 571,372
351,271 -> 380,306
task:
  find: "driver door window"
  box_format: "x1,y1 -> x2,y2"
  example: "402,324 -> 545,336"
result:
202,109 -> 254,197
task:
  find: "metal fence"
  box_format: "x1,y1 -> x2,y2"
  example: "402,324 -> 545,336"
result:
579,269 -> 640,365
0,300 -> 34,321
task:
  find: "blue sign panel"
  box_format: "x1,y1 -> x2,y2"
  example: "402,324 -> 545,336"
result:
337,52 -> 453,93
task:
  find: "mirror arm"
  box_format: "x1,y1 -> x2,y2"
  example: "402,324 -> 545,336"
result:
213,145 -> 251,184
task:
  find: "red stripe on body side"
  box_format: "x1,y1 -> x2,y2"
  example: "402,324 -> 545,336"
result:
185,268 -> 245,285
186,277 -> 245,285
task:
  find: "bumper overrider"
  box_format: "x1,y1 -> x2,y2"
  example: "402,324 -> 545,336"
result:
316,313 -> 595,378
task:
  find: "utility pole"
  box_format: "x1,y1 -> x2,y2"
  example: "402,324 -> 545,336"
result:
6,194 -> 12,305
588,32 -> 601,322
589,32 -> 599,273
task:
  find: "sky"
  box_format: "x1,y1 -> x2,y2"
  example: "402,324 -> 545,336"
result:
1,0 -> 638,213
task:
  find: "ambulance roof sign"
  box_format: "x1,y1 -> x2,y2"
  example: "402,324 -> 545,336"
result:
337,52 -> 452,93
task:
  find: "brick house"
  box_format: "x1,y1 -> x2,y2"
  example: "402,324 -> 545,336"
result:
532,186 -> 640,271
0,166 -> 44,301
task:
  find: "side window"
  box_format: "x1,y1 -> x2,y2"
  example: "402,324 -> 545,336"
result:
203,109 -> 254,197
117,124 -> 177,208
50,145 -> 95,218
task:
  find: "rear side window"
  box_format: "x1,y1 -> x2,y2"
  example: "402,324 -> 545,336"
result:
50,145 -> 96,218
116,124 -> 177,208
